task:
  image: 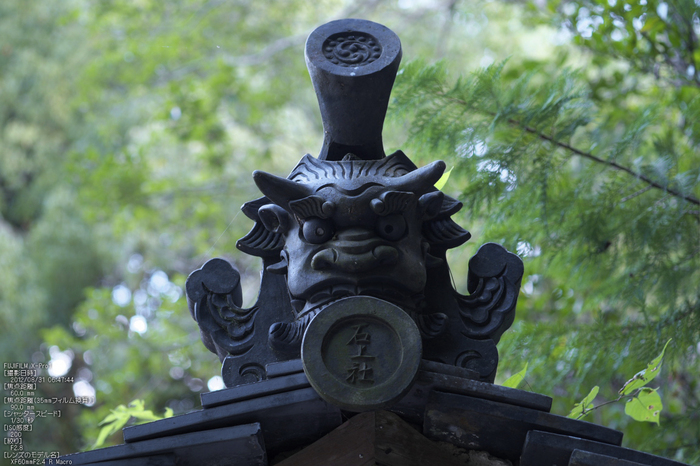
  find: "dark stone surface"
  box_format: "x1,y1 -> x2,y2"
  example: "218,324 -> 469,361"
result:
392,367 -> 552,424
424,391 -> 622,462
301,296 -> 422,412
200,372 -> 310,408
417,362 -> 552,412
202,359 -> 553,426
187,258 -> 298,387
569,449 -> 649,466
419,359 -> 481,380
421,243 -> 524,382
122,387 -> 342,454
266,359 -> 304,378
520,431 -> 687,466
305,19 -> 402,162
54,423 -> 266,465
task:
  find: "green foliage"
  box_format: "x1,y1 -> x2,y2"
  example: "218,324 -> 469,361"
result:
568,385 -> 600,419
2,0 -> 699,463
93,400 -> 173,449
391,1 -> 699,461
568,339 -> 671,424
41,272 -> 221,449
625,388 -> 663,425
620,339 -> 671,396
502,362 -> 528,389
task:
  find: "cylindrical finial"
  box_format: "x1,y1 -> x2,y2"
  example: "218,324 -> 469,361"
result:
305,19 -> 402,161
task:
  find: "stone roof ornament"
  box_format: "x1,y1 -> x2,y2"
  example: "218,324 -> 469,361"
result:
59,19 -> 690,466
305,19 -> 402,161
185,18 -> 524,410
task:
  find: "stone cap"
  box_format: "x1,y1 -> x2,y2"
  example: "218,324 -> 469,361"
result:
305,18 -> 402,161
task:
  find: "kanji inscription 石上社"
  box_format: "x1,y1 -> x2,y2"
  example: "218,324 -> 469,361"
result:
346,324 -> 376,384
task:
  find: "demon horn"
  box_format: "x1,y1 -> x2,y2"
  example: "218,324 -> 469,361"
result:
391,160 -> 446,194
252,170 -> 312,209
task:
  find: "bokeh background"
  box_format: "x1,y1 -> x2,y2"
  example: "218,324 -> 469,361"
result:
1,0 -> 698,462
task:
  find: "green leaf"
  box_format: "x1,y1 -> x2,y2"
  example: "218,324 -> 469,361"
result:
434,167 -> 453,190
502,362 -> 528,389
619,339 -> 672,395
128,399 -> 146,411
567,386 -> 599,419
91,399 -> 171,449
624,388 -> 663,425
93,426 -> 112,449
93,414 -> 129,448
96,412 -> 119,426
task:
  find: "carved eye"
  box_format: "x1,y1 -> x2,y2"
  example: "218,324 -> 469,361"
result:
302,217 -> 335,244
376,214 -> 406,241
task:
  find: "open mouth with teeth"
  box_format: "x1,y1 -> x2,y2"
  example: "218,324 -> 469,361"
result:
302,282 -> 421,313
268,281 -> 428,352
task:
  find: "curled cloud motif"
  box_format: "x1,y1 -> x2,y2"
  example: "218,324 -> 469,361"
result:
323,33 -> 382,67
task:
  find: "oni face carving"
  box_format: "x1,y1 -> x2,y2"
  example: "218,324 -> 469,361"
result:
187,149 -> 522,384
258,155 -> 443,315
237,151 -> 470,350
186,19 -> 523,387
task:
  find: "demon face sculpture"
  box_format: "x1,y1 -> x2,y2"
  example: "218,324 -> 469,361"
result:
241,152 -> 469,351
187,150 -> 522,387
185,19 -> 523,387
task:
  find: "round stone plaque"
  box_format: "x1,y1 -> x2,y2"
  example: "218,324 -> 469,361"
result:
305,18 -> 401,78
301,296 -> 422,412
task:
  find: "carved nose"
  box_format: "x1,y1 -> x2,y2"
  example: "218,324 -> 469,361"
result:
372,245 -> 398,265
310,248 -> 337,270
311,246 -> 398,272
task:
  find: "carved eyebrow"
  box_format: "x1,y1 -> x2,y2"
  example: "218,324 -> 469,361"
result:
289,195 -> 335,219
370,191 -> 417,216
316,182 -> 383,196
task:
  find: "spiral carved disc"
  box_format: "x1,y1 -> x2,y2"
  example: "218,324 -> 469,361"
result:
322,33 -> 382,67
